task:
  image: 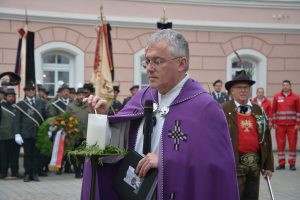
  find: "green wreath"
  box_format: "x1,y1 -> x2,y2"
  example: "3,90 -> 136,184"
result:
36,117 -> 55,156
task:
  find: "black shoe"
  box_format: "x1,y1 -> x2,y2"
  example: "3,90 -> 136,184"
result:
39,172 -> 48,177
56,170 -> 62,175
290,165 -> 296,171
24,174 -> 31,182
31,174 -> 40,182
276,165 -> 285,170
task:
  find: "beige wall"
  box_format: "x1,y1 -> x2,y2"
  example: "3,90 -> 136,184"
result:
1,19 -> 300,100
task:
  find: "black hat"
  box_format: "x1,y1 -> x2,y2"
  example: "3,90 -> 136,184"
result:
129,85 -> 139,91
69,87 -> 76,94
0,72 -> 21,86
24,81 -> 36,90
83,83 -> 95,93
76,87 -> 85,94
0,87 -> 4,94
37,85 -> 47,93
225,70 -> 255,91
5,88 -> 16,95
113,85 -> 120,93
58,83 -> 70,92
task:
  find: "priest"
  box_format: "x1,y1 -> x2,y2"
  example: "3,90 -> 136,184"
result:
81,29 -> 239,200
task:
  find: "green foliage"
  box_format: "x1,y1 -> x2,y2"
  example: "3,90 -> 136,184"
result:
67,141 -> 127,166
36,117 -> 55,156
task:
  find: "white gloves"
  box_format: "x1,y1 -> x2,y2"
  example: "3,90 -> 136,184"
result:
15,134 -> 24,145
48,131 -> 52,138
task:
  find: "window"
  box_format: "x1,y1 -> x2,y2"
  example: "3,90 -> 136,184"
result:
41,52 -> 73,97
134,49 -> 149,89
227,49 -> 267,98
35,42 -> 85,99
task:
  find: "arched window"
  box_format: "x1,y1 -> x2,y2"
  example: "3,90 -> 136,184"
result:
35,42 -> 84,98
227,49 -> 267,98
42,52 -> 73,97
134,48 -> 148,89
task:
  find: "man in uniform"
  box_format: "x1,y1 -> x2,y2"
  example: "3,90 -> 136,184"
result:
51,83 -> 72,115
83,83 -> 95,98
223,70 -> 274,200
122,84 -> 139,106
271,80 -> 300,171
0,88 -> 20,179
51,83 -> 73,174
108,86 -> 123,115
81,29 -> 239,200
212,79 -> 229,104
14,82 -> 49,182
66,87 -> 89,178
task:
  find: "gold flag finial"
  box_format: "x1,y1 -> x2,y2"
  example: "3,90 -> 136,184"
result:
161,8 -> 168,23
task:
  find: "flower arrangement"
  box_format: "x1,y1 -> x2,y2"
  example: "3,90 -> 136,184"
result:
36,113 -> 81,155
51,113 -> 80,151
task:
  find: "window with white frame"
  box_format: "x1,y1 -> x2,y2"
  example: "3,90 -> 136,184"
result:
134,49 -> 149,89
42,52 -> 74,98
227,49 -> 267,98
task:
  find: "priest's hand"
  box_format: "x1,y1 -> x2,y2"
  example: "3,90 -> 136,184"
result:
136,153 -> 158,177
83,95 -> 108,114
262,170 -> 272,179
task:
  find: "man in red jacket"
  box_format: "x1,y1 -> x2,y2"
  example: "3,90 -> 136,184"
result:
252,87 -> 272,120
272,80 -> 300,171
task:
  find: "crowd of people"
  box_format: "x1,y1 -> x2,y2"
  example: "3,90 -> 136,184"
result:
0,29 -> 299,200
0,80 -> 140,182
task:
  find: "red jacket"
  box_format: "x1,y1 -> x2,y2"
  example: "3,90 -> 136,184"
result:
271,90 -> 300,126
252,96 -> 272,119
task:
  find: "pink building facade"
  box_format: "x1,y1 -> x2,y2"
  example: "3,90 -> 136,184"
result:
0,0 -> 300,100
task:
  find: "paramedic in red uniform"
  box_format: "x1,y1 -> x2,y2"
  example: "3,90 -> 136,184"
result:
252,87 -> 272,120
271,80 -> 300,171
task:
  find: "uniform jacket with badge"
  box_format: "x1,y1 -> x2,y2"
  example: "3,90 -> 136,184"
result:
66,100 -> 89,139
223,100 -> 274,171
0,102 -> 17,140
15,98 -> 49,139
212,91 -> 229,104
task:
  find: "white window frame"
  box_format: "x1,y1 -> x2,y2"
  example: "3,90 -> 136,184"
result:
134,48 -> 148,88
35,42 -> 84,90
226,49 -> 267,97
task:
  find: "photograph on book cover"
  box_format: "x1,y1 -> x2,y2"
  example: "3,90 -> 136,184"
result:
123,166 -> 144,193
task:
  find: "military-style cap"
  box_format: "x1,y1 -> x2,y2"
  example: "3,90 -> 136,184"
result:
58,83 -> 70,92
113,85 -> 120,93
5,88 -> 16,95
69,87 -> 76,94
225,70 -> 255,91
129,84 -> 139,91
76,87 -> 85,94
83,83 -> 95,93
24,81 -> 36,90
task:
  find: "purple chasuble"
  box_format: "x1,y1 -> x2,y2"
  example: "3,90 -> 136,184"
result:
81,78 -> 239,200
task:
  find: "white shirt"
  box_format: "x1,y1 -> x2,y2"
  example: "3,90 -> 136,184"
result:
135,74 -> 190,155
60,97 -> 69,105
26,97 -> 35,105
234,100 -> 252,114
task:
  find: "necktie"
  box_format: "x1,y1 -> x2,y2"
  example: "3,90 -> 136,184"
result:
30,99 -> 35,106
239,105 -> 248,114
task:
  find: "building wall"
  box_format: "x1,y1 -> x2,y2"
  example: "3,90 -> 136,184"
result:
1,19 -> 300,100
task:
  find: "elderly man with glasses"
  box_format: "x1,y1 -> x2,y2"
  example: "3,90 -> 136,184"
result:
81,29 -> 239,200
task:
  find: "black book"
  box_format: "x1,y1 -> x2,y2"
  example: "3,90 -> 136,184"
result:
113,150 -> 158,200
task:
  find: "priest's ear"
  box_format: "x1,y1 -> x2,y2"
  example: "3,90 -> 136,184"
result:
178,57 -> 188,72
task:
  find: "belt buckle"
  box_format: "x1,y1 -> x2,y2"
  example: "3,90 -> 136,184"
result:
240,153 -> 259,167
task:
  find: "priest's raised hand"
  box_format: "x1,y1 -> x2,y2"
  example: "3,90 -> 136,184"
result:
83,95 -> 108,114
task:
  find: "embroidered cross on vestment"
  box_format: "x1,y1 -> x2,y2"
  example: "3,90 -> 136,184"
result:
168,120 -> 188,151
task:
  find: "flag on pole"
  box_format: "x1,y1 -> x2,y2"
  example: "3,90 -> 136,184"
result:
15,25 -> 36,100
92,23 -> 114,104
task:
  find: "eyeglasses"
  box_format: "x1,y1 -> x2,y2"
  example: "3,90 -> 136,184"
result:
142,56 -> 182,69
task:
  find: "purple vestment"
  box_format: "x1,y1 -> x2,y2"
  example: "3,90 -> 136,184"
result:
81,79 -> 239,200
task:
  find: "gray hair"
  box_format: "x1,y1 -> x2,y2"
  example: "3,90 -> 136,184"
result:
147,29 -> 189,70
